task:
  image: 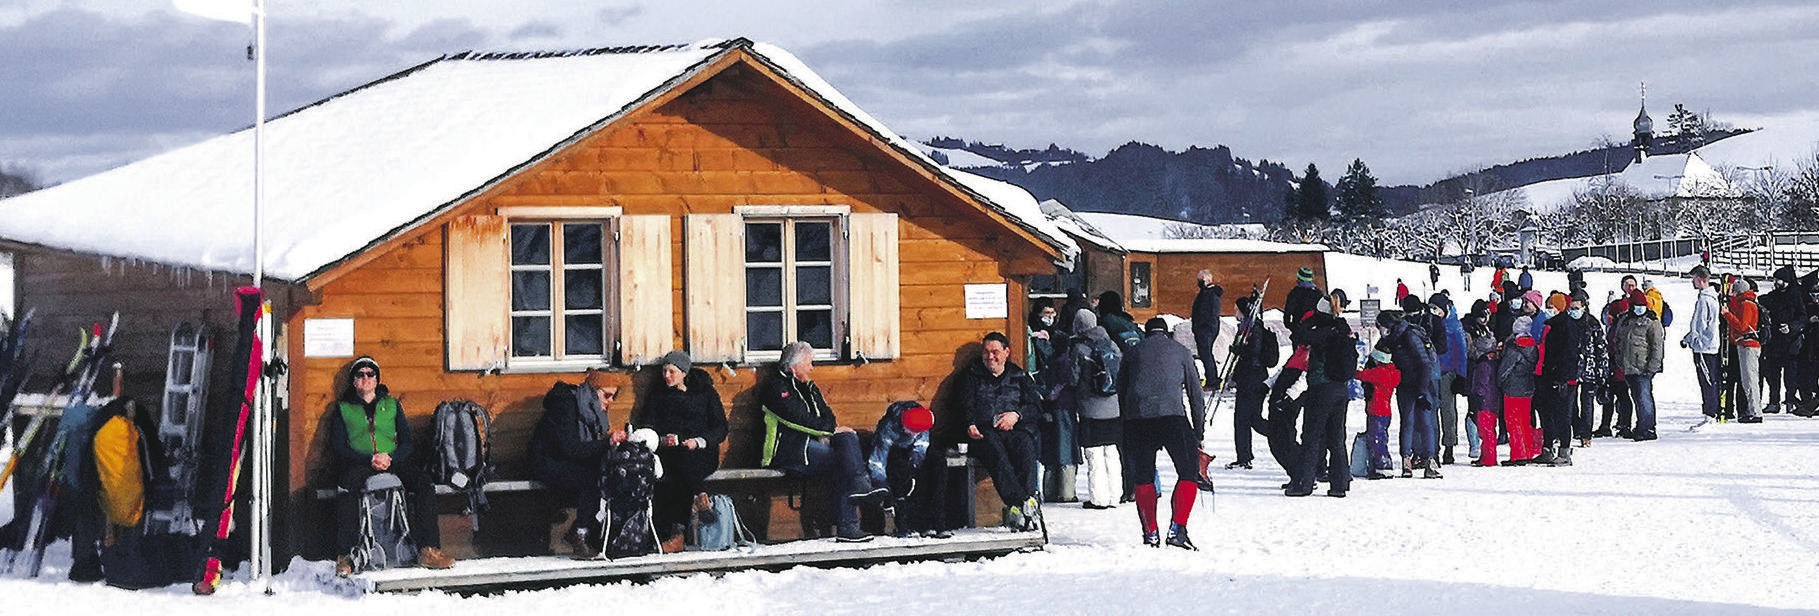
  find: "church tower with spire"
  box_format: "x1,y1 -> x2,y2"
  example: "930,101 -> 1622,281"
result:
1633,82 -> 1653,164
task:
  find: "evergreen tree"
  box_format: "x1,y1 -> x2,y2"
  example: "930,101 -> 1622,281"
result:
1334,158 -> 1386,224
1287,163 -> 1330,223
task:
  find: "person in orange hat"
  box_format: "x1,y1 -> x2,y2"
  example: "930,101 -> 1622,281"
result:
870,401 -> 950,538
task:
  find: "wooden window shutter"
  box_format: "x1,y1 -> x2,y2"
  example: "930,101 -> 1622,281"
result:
846,212 -> 900,359
616,215 -> 674,365
684,214 -> 746,363
445,214 -> 508,371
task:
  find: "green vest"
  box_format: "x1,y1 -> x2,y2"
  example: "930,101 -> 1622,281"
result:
339,398 -> 400,456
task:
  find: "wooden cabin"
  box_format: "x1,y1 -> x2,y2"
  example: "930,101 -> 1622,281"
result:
0,39 -> 1076,563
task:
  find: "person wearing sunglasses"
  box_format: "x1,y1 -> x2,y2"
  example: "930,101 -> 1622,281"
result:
328,356 -> 454,576
529,375 -> 627,558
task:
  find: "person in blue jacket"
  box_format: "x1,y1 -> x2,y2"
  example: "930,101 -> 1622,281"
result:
869,401 -> 949,538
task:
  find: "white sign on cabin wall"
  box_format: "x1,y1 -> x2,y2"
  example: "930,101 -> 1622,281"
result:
303,318 -> 356,357
964,283 -> 1009,320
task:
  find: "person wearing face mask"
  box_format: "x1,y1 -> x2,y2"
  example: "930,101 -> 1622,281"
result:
1026,299 -> 1079,503
1191,269 -> 1226,390
1535,292 -> 1605,465
1759,266 -> 1807,414
1613,289 -> 1665,440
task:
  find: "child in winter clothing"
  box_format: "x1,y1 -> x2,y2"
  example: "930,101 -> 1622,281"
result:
1353,351 -> 1400,478
1498,317 -> 1542,464
1464,304 -> 1504,466
870,401 -> 948,537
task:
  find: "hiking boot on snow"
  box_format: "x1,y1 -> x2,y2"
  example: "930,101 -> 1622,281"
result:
418,547 -> 455,570
335,556 -> 354,578
1441,447 -> 1455,466
1550,447 -> 1574,467
1423,458 -> 1444,479
564,525 -> 599,559
1225,460 -> 1253,470
1166,523 -> 1198,550
1144,530 -> 1162,548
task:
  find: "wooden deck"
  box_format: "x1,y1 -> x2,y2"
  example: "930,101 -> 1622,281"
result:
351,529 -> 1044,593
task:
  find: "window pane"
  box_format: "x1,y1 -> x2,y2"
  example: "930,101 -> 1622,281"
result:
563,224 -> 604,265
746,222 -> 782,263
747,267 -> 783,307
511,224 -> 550,266
512,316 -> 551,357
798,309 -> 833,349
795,221 -> 831,262
565,270 -> 603,310
796,265 -> 831,305
566,314 -> 604,356
512,271 -> 551,311
748,311 -> 784,351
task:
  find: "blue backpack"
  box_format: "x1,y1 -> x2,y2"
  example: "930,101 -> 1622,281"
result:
1081,337 -> 1123,396
694,494 -> 756,551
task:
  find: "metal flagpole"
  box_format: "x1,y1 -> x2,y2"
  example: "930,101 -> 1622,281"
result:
250,0 -> 274,595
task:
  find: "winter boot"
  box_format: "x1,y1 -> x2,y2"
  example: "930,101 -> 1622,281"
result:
1423,457 -> 1444,479
1441,446 -> 1455,466
1143,530 -> 1162,548
1551,446 -> 1574,467
1022,497 -> 1044,532
1401,456 -> 1415,478
1534,445 -> 1557,466
1165,523 -> 1198,550
418,547 -> 455,570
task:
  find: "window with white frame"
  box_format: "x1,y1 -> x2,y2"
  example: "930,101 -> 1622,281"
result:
509,221 -> 611,360
743,218 -> 840,358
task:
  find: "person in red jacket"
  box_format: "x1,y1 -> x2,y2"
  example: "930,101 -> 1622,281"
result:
1354,351 -> 1400,479
1722,277 -> 1765,423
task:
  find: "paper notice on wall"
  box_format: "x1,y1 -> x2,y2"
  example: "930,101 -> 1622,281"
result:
304,318 -> 355,357
964,283 -> 1008,320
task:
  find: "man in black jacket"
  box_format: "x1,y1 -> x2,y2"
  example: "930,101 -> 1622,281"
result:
1226,295 -> 1280,471
758,341 -> 887,542
1283,267 -> 1322,330
1761,266 -> 1808,414
957,332 -> 1044,532
1287,297 -> 1357,496
1191,269 -> 1225,390
328,357 -> 453,576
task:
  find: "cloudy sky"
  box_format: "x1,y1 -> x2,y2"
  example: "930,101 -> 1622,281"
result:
5,0 -> 1819,187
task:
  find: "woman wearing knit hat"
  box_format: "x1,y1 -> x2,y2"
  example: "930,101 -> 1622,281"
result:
636,349 -> 728,551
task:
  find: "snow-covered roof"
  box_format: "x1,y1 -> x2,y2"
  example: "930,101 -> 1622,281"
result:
0,39 -> 1074,283
1037,200 -> 1124,253
1118,238 -> 1329,254
1501,152 -> 1737,212
1076,212 -> 1219,242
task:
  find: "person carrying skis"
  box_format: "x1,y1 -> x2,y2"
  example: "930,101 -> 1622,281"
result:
1225,295 -> 1279,471
1722,277 -> 1766,423
329,357 -> 453,576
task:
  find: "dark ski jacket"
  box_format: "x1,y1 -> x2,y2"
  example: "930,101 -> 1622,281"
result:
1229,315 -> 1280,391
635,368 -> 729,452
1191,283 -> 1225,341
1283,281 -> 1323,330
954,359 -> 1042,435
528,381 -> 615,482
1120,330 -> 1209,434
1294,310 -> 1356,386
1497,336 -> 1540,398
1379,318 -> 1436,385
757,367 -> 838,472
1538,311 -> 1603,384
1761,283 -> 1808,357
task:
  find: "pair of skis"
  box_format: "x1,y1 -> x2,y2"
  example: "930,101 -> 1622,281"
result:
193,287 -> 265,595
1,313 -> 120,577
1197,278 -> 1270,490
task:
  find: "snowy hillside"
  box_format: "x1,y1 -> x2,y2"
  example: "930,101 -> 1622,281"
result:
6,256 -> 1819,613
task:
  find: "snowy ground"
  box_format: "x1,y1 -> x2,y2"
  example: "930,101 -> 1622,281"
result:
5,256 -> 1819,613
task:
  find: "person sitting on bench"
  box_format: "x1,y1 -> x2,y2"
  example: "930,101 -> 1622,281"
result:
869,400 -> 949,538
759,341 -> 889,543
635,350 -> 728,552
528,376 -> 626,559
328,356 -> 454,576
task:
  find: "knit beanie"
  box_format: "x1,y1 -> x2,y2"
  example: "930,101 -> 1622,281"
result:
661,350 -> 693,373
901,405 -> 935,434
1297,267 -> 1315,282
349,356 -> 380,381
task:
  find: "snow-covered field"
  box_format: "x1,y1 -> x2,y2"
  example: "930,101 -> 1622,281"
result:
5,255 -> 1819,614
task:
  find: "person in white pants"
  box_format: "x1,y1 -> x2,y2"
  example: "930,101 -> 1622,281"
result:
1066,309 -> 1124,509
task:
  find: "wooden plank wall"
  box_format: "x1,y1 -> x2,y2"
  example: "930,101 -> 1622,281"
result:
1130,251 -> 1328,322
284,64 -> 1050,555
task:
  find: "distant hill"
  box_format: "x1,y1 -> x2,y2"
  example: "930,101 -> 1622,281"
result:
0,167 -> 38,199
923,138 -> 1304,224
921,126 -> 1751,224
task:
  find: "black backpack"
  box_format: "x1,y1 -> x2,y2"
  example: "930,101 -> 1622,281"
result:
1080,336 -> 1123,396
429,400 -> 493,530
599,441 -> 660,559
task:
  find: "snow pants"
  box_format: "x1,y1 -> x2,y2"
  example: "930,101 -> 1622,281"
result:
1365,414 -> 1393,471
1082,444 -> 1123,508
1763,354 -> 1800,408
1503,395 -> 1537,462
1436,371 -> 1461,449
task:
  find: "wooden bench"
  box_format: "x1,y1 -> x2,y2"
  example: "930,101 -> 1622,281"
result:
309,468 -> 792,501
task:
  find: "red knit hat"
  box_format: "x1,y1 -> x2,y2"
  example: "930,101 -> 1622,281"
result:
1628,289 -> 1649,308
901,405 -> 934,433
